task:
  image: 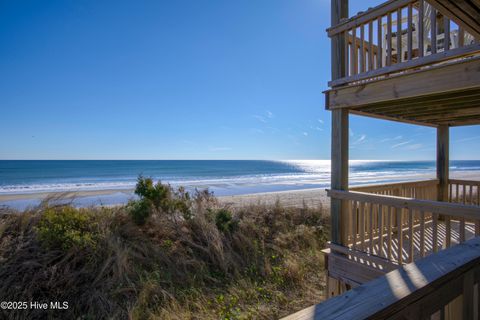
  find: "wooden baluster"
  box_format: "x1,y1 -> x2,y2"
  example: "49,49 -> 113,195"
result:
351,27 -> 357,75
387,12 -> 392,66
369,203 -> 374,254
368,20 -> 374,71
407,3 -> 413,60
456,184 -> 459,202
420,211 -> 425,257
397,8 -> 402,63
360,201 -> 365,251
477,184 -> 480,206
418,0 -> 424,57
360,24 -> 365,73
397,208 -> 403,264
449,182 -> 453,202
387,206 -> 392,260
459,26 -> 465,47
433,212 -> 438,253
446,214 -> 451,248
378,205 -> 384,257
408,209 -> 414,263
352,200 -> 358,249
469,185 -> 473,205
430,7 -> 437,54
377,16 -> 383,69
444,17 -> 450,51
344,30 -> 350,77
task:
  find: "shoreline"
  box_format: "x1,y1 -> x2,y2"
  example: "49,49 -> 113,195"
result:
1,171 -> 479,210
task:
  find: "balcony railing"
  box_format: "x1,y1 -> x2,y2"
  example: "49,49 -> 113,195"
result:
328,0 -> 480,88
327,179 -> 480,268
283,237 -> 480,320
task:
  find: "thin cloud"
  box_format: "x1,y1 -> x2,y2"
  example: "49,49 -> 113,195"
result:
253,115 -> 267,123
380,135 -> 403,143
455,136 -> 480,143
318,119 -> 324,124
392,140 -> 412,148
404,143 -> 423,150
266,110 -> 274,118
303,132 -> 308,136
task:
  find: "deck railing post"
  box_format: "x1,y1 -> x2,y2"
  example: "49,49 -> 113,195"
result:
331,0 -> 348,81
331,109 -> 349,245
437,125 -> 449,202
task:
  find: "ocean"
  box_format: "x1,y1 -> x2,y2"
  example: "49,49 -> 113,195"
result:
1,160 -> 479,209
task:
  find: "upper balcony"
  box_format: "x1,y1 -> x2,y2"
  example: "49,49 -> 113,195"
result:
325,0 -> 480,127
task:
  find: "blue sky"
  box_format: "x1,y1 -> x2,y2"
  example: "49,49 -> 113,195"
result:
0,0 -> 478,160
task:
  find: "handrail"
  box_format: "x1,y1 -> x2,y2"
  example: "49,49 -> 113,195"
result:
327,0 -> 414,37
449,179 -> 480,186
350,178 -> 438,191
282,237 -> 480,320
327,189 -> 480,219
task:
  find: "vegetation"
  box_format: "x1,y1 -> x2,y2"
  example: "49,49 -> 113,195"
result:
0,178 -> 328,319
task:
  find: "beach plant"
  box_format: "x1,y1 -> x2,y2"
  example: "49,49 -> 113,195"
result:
127,198 -> 152,225
36,206 -> 98,250
0,190 -> 328,319
215,208 -> 237,233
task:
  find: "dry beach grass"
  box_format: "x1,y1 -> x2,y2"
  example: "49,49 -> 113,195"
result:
0,181 -> 329,320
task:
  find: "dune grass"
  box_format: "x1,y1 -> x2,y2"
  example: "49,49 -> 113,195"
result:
0,179 -> 328,319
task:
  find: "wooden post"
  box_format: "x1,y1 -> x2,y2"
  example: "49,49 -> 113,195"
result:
330,0 -> 349,246
331,0 -> 348,81
437,125 -> 449,202
331,109 -> 349,245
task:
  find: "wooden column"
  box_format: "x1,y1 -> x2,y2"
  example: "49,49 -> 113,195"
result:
437,125 -> 449,202
331,110 -> 349,245
331,0 -> 348,80
330,0 -> 349,245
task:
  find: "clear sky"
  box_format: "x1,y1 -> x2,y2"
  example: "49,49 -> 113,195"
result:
0,0 -> 478,160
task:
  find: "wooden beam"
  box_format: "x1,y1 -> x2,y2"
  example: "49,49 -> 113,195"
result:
331,0 -> 349,80
331,108 -> 349,245
426,0 -> 480,39
326,56 -> 480,110
349,109 -> 437,127
437,125 -> 449,202
328,44 -> 480,88
327,189 -> 480,218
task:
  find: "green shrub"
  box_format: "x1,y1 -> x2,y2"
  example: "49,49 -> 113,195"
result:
127,199 -> 152,225
134,176 -> 173,213
130,176 -> 194,223
215,209 -> 237,233
37,206 -> 98,250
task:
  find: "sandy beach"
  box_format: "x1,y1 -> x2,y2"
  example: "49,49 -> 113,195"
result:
1,171 -> 479,210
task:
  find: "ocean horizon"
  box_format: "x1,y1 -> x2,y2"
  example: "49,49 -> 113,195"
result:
1,159 -> 480,209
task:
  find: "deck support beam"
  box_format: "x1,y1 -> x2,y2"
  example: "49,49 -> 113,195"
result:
437,125 -> 449,202
330,0 -> 349,246
331,109 -> 349,245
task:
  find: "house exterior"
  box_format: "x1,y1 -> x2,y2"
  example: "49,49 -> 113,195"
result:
284,0 -> 480,318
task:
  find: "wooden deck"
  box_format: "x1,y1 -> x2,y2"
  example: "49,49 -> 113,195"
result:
324,179 -> 480,293
325,0 -> 480,127
327,220 -> 477,287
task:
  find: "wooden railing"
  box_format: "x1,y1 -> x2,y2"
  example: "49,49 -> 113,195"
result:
449,179 -> 480,205
328,189 -> 480,265
283,237 -> 480,320
351,179 -> 438,200
328,0 -> 480,87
